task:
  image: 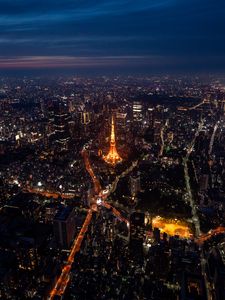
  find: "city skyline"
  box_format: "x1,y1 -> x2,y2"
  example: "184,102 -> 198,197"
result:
0,74 -> 225,299
1,1 -> 225,299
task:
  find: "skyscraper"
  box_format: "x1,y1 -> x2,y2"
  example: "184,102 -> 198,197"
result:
133,101 -> 143,123
80,111 -> 91,125
130,174 -> 141,197
51,100 -> 71,150
53,207 -> 76,249
129,212 -> 145,261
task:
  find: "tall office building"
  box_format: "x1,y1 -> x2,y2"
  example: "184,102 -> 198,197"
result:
129,212 -> 145,261
199,174 -> 209,191
116,112 -> 127,128
80,111 -> 91,125
53,207 -> 76,249
130,174 -> 141,196
133,101 -> 143,122
52,100 -> 71,150
222,100 -> 225,116
153,119 -> 162,143
68,99 -> 75,113
40,100 -> 45,116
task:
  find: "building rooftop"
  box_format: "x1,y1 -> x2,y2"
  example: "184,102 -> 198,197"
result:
54,206 -> 73,221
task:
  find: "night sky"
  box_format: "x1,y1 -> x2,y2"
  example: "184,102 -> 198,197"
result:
0,0 -> 225,74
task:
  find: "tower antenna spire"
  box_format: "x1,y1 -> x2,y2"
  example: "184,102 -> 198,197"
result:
103,115 -> 122,165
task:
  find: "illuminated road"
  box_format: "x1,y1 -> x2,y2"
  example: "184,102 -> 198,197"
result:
184,159 -> 201,237
183,118 -> 212,299
187,99 -> 208,111
24,186 -> 75,199
48,136 -> 225,299
81,149 -> 101,194
197,227 -> 225,245
82,147 -> 129,223
208,121 -> 219,155
49,148 -> 129,299
49,149 -> 101,299
49,209 -> 93,299
101,201 -> 129,225
183,119 -> 204,238
105,153 -> 149,197
159,119 -> 168,157
159,126 -> 165,157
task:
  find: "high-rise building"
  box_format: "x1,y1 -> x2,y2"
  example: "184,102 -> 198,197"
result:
129,212 -> 145,261
223,100 -> 225,116
115,112 -> 128,142
133,101 -> 143,122
153,119 -> 162,143
199,174 -> 209,191
208,245 -> 225,300
80,111 -> 91,125
130,174 -> 141,196
53,207 -> 76,249
116,112 -> 127,129
52,100 -> 71,150
167,131 -> 174,144
153,227 -> 161,243
68,99 -> 75,113
40,100 -> 45,116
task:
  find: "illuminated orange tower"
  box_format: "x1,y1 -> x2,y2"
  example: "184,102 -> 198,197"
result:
103,116 -> 122,165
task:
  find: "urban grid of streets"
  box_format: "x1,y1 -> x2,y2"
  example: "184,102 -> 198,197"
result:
49,118 -> 224,300
49,145 -> 130,298
1,78 -> 225,299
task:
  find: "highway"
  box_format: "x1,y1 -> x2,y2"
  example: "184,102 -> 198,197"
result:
158,119 -> 168,157
183,119 -> 213,299
48,147 -> 130,299
183,118 -> 204,238
101,201 -> 129,225
48,136 -> 225,299
82,147 -> 129,223
188,99 -> 208,111
197,226 -> 225,245
208,121 -> 219,155
105,152 -> 150,199
183,120 -> 203,237
24,186 -> 75,199
49,209 -> 93,299
183,159 -> 201,237
49,148 -> 101,299
159,126 -> 165,157
81,149 -> 102,194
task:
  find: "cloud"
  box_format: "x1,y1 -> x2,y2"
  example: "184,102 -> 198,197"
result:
0,55 -> 224,74
0,55 -> 166,69
0,0 -> 224,72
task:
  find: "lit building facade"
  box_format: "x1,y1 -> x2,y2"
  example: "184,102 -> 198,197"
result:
133,101 -> 143,122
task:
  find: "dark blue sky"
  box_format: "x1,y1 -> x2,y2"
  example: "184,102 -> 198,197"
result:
0,0 -> 225,74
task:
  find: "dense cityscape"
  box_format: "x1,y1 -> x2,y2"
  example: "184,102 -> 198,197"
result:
1,0 -> 225,298
0,75 -> 225,299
